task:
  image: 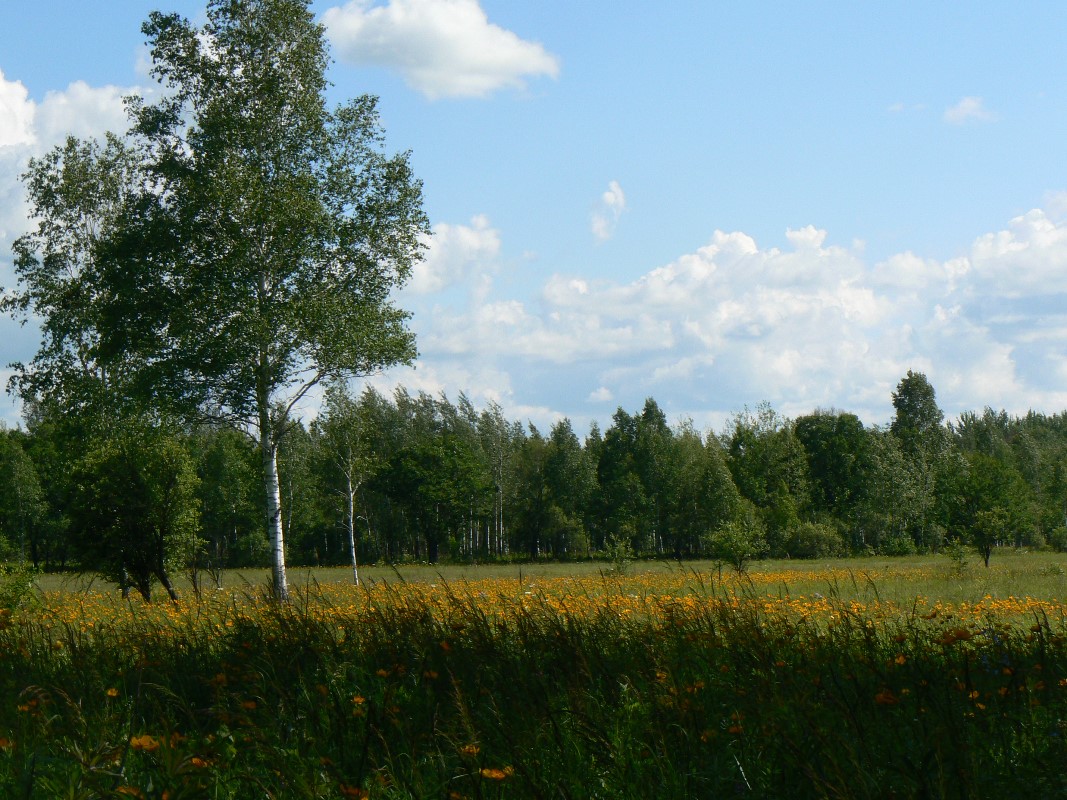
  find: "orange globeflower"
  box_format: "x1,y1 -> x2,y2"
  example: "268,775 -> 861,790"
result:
480,766 -> 515,780
129,734 -> 160,752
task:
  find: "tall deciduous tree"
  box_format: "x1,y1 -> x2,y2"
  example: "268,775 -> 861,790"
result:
889,371 -> 950,550
7,1 -> 429,600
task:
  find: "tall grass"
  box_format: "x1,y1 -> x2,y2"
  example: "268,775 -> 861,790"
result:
1,557 -> 1065,798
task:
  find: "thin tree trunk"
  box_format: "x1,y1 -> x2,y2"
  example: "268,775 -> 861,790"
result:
346,471 -> 359,585
263,431 -> 289,601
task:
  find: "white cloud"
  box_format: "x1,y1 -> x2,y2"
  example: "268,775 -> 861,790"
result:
322,0 -> 560,99
0,70 -> 34,149
591,179 -> 626,242
35,81 -> 131,145
398,203 -> 1067,428
587,386 -> 613,403
943,96 -> 997,124
408,214 -> 500,294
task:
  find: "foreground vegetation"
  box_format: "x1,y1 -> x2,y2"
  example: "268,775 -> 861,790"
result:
1,554 -> 1065,798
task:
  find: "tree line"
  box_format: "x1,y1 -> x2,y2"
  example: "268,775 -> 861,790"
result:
2,370 -> 1065,598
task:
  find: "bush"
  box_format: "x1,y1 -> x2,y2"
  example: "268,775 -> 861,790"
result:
880,533 -> 917,556
705,508 -> 768,573
1048,526 -> 1067,553
0,561 -> 40,611
786,522 -> 847,559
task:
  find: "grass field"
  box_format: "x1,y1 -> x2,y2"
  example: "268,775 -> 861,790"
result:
3,549 -> 1067,798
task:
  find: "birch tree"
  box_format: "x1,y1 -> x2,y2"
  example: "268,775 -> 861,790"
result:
313,383 -> 380,583
124,1 -> 426,600
4,0 -> 429,600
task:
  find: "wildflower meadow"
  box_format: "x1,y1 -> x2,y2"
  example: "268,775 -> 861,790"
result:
1,554 -> 1066,798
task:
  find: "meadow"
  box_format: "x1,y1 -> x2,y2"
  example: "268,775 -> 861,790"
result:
1,551 -> 1066,798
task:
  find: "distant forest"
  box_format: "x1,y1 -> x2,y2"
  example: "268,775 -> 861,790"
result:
2,370 -> 1065,575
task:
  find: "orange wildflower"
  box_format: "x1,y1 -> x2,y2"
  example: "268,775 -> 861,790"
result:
129,735 -> 160,752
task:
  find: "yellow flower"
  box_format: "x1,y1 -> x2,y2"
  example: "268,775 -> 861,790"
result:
480,766 -> 514,780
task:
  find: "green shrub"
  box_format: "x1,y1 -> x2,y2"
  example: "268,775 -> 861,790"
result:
1049,526 -> 1067,553
786,522 -> 847,559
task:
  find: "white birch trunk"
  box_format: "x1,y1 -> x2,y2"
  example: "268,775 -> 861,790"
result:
263,431 -> 289,601
346,471 -> 359,585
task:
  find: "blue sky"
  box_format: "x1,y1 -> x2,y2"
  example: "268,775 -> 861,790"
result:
4,1 -> 1067,434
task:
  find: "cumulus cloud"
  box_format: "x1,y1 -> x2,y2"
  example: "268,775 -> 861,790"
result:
34,81 -> 131,144
322,0 -> 560,99
394,204 -> 1067,430
408,214 -> 500,294
943,96 -> 997,124
0,71 -> 35,149
591,180 -> 626,242
587,386 -> 613,403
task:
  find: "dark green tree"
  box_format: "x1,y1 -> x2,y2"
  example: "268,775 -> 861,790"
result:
891,370 -> 945,450
594,408 -> 650,555
192,426 -> 264,579
0,431 -> 46,564
725,404 -> 811,556
544,418 -> 595,558
795,410 -> 872,523
947,451 -> 1034,566
889,371 -> 950,550
69,421 -> 200,601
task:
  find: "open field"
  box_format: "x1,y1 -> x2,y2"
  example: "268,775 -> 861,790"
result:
3,551 -> 1067,798
39,547 -> 1067,603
